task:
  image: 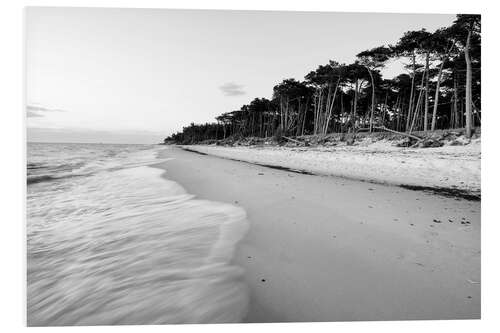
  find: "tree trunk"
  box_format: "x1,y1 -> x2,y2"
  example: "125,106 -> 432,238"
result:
410,85 -> 424,133
324,77 -> 341,135
431,43 -> 453,131
285,96 -> 290,132
464,29 -> 473,138
410,72 -> 425,132
322,84 -> 332,134
374,126 -> 423,141
279,96 -> 284,131
302,97 -> 308,135
340,92 -> 344,133
453,76 -> 459,128
395,95 -> 401,131
450,97 -> 454,129
406,53 -> 416,132
423,52 -> 430,132
366,67 -> 376,133
431,60 -> 445,131
353,80 -> 359,129
382,90 -> 389,126
314,89 -> 322,135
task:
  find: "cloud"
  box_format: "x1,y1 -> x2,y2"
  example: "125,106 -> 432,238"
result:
219,82 -> 245,96
26,104 -> 67,117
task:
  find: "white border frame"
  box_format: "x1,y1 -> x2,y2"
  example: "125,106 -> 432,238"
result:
2,1 -> 498,332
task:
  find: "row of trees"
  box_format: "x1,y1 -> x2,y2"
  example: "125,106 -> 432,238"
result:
166,14 -> 480,144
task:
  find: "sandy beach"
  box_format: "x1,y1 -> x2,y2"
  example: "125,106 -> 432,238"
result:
179,137 -> 481,197
156,146 -> 480,322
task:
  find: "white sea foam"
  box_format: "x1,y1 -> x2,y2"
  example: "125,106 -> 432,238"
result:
27,143 -> 249,325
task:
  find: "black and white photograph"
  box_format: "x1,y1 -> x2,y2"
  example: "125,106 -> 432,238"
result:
21,4 -> 484,327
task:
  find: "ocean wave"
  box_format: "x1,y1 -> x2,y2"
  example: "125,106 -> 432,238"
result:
27,173 -> 87,185
27,144 -> 166,186
27,174 -> 57,185
27,146 -> 249,325
27,162 -> 46,170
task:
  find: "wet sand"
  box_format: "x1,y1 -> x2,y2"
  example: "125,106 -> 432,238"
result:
156,146 -> 480,322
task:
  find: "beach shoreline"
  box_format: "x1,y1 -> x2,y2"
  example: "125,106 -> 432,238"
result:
155,146 -> 480,322
177,137 -> 480,199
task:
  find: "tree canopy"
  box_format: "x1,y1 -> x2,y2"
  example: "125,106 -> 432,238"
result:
165,14 -> 481,144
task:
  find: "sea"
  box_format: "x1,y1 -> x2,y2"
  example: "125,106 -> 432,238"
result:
27,142 -> 249,326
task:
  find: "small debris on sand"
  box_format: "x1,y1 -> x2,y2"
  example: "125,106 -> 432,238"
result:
433,219 -> 442,223
261,279 -> 266,282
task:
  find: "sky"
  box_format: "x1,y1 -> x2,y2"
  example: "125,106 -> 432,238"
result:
26,7 -> 456,144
